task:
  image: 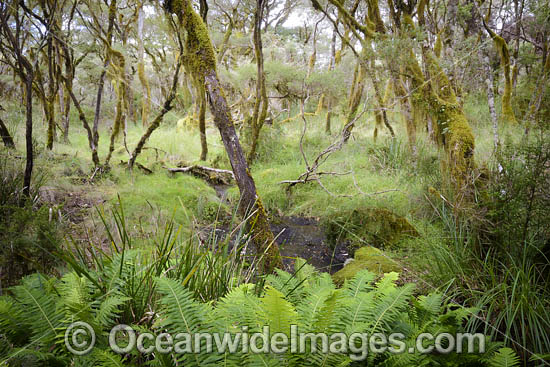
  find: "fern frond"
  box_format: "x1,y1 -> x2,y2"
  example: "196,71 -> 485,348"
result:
91,349 -> 126,367
266,269 -> 307,305
261,286 -> 298,335
0,296 -> 27,345
246,353 -> 282,367
489,347 -> 520,367
215,284 -> 263,332
368,283 -> 415,334
10,274 -> 63,347
417,293 -> 443,316
344,270 -> 376,298
154,277 -> 222,366
96,295 -> 129,328
293,258 -> 318,286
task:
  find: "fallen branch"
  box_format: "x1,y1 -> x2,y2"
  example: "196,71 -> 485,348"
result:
283,100 -> 369,191
166,165 -> 235,185
279,171 -> 352,186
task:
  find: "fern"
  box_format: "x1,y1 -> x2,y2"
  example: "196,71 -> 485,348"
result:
9,274 -> 63,347
154,277 -> 223,366
489,348 -> 520,367
0,259 -> 519,367
260,286 -> 298,334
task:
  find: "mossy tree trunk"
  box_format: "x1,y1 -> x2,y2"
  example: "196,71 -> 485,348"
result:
325,29 -> 337,135
247,0 -> 269,165
44,37 -> 57,150
35,0 -> 61,151
58,37 -> 100,166
482,51 -> 500,149
129,56 -> 183,169
525,49 -> 550,128
400,10 -> 475,199
92,0 -> 117,168
61,74 -> 99,166
216,10 -> 235,66
198,83 -> 208,161
59,43 -> 72,143
105,50 -> 128,167
483,22 -> 518,125
137,0 -> 151,126
343,60 -> 366,142
166,0 -> 281,273
0,9 -> 36,197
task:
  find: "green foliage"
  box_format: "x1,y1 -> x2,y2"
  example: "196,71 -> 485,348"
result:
0,261 -> 515,366
332,246 -> 401,283
488,348 -> 520,367
323,207 -> 419,251
486,132 -> 550,259
0,151 -> 60,288
424,162 -> 550,362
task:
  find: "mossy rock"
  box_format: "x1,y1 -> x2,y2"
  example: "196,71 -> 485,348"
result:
323,208 -> 419,251
332,246 -> 401,284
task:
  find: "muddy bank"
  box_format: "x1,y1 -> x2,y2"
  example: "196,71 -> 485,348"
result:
201,215 -> 350,274
271,216 -> 350,273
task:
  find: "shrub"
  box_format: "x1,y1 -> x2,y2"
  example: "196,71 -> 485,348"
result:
0,151 -> 59,288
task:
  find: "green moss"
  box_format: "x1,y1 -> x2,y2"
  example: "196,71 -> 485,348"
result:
176,0 -> 217,80
323,207 -> 419,250
492,34 -> 517,124
434,32 -> 443,58
252,197 -> 282,273
332,246 -> 401,284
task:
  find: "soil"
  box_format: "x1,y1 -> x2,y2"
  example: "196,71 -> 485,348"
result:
271,216 -> 350,274
200,215 -> 351,274
205,184 -> 351,274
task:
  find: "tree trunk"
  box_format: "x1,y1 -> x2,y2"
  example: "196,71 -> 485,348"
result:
483,22 -> 517,124
524,50 -> 550,135
0,116 -> 15,149
247,0 -> 268,164
325,29 -> 337,135
198,85 -> 208,161
129,58 -> 182,169
23,77 -> 33,197
343,61 -> 366,142
168,0 -> 281,273
482,52 -> 499,149
105,51 -> 127,167
62,76 -> 99,165
92,0 -> 117,167
216,13 -> 234,65
137,1 -> 151,126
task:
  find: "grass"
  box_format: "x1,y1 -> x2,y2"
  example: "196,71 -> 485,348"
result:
1,94 -> 524,253
2,81 -> 547,365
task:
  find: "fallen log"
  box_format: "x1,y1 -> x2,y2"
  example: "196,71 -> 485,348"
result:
165,165 -> 234,186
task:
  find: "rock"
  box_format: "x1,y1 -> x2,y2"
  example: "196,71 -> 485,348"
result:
332,246 -> 401,284
323,208 -> 419,251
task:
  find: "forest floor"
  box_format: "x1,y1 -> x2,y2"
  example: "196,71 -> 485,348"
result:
2,93 -> 522,289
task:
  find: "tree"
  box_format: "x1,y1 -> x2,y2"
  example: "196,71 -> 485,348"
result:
247,0 -> 269,164
483,19 -> 518,125
0,1 -> 42,197
165,0 -> 281,273
0,112 -> 15,149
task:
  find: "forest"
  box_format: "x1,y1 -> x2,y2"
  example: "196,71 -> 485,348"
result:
0,0 -> 549,365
